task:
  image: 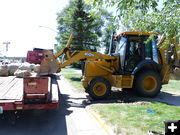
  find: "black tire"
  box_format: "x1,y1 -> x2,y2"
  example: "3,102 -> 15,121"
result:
134,70 -> 162,97
122,88 -> 133,91
88,77 -> 111,100
84,87 -> 89,93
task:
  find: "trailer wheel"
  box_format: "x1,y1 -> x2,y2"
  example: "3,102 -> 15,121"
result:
135,70 -> 162,97
88,77 -> 111,100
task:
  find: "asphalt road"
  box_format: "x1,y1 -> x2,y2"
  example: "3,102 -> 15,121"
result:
0,107 -> 69,135
0,76 -> 108,135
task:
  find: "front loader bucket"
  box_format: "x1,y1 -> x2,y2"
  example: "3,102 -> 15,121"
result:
37,50 -> 61,76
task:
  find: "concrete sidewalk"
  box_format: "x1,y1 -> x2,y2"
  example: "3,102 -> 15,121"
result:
57,76 -> 110,135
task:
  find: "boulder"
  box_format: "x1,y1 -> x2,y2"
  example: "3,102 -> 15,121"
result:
33,64 -> 40,73
8,63 -> 20,75
0,65 -> 9,76
14,70 -> 31,78
18,63 -> 33,72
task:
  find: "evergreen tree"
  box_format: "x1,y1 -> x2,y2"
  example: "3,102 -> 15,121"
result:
56,0 -> 102,52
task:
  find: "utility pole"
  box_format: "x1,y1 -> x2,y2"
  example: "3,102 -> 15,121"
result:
3,41 -> 10,51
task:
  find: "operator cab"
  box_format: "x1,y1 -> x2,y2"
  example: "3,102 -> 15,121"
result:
110,31 -> 159,74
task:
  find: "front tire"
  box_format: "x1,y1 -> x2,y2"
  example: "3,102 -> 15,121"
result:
88,77 -> 111,100
135,70 -> 162,97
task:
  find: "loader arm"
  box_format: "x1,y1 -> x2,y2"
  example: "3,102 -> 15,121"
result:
38,34 -> 116,75
54,34 -> 74,59
55,34 -> 116,71
37,34 -> 74,75
60,50 -> 115,67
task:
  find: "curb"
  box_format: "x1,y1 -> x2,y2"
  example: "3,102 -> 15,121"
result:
85,106 -> 116,135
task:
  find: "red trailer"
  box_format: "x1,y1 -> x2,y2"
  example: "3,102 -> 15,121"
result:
0,75 -> 59,114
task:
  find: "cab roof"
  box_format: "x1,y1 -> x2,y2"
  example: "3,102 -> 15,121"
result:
121,31 -> 158,36
115,31 -> 158,39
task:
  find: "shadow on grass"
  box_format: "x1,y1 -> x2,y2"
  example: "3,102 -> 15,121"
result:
83,89 -> 180,107
70,77 -> 81,82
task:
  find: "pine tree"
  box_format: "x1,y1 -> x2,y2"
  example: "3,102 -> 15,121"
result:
56,0 -> 115,67
56,0 -> 101,52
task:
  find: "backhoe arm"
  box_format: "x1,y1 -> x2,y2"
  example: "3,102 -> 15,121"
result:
158,34 -> 180,82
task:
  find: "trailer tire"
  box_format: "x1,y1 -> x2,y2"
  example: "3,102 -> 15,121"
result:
88,77 -> 111,100
135,70 -> 162,97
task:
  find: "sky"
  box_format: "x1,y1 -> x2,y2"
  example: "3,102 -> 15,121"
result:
0,0 -> 69,57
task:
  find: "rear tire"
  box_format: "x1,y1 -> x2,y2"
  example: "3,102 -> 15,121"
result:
135,70 -> 162,97
88,77 -> 111,100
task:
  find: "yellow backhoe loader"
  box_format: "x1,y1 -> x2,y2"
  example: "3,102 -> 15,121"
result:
35,31 -> 180,99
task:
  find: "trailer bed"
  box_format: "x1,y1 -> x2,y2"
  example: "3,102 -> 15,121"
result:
0,75 -> 59,112
0,76 -> 23,101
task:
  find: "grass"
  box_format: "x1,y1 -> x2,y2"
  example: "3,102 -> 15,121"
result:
90,102 -> 180,135
162,80 -> 180,94
61,67 -> 180,135
61,67 -> 84,92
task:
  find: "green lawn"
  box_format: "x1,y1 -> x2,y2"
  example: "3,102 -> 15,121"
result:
61,67 -> 180,135
61,67 -> 84,92
90,102 -> 180,135
162,80 -> 180,94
